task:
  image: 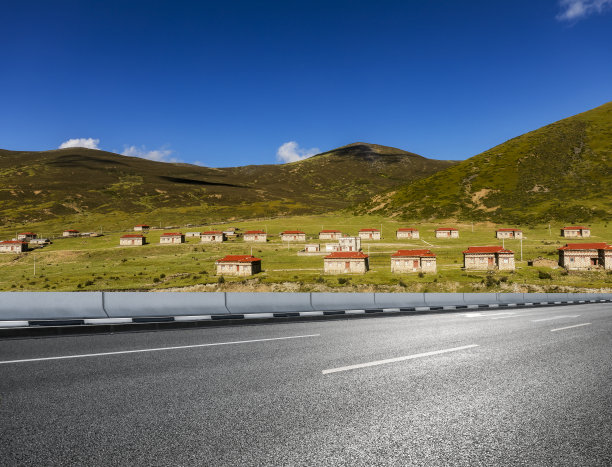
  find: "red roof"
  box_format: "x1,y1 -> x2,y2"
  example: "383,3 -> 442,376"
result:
281,230 -> 305,234
320,229 -> 341,233
161,232 -> 183,236
135,224 -> 150,227
558,242 -> 609,251
217,255 -> 261,263
359,228 -> 379,232
64,229 -> 79,232
463,246 -> 513,254
18,232 -> 36,235
121,234 -> 144,238
201,231 -> 223,234
244,230 -> 266,234
436,227 -> 458,231
397,228 -> 418,231
562,226 -> 589,230
324,251 -> 369,259
497,228 -> 522,232
392,249 -> 436,257
0,240 -> 27,244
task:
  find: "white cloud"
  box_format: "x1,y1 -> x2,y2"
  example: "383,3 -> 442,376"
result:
557,0 -> 612,21
122,145 -> 180,163
276,141 -> 320,163
59,138 -> 100,149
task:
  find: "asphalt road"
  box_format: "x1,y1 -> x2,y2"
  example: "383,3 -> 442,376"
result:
1,303 -> 611,466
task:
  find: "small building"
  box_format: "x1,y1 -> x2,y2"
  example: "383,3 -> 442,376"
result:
496,228 -> 523,239
243,230 -> 267,242
435,228 -> 459,238
396,228 -> 419,239
319,230 -> 343,240
358,228 -> 381,240
325,243 -> 341,252
558,243 -> 612,270
304,244 -> 320,253
120,234 -> 146,246
338,236 -> 361,252
324,251 -> 369,274
17,232 -> 37,241
463,246 -> 515,271
185,232 -> 201,238
561,226 -> 591,238
200,231 -> 226,243
0,240 -> 29,253
280,230 -> 306,242
215,255 -> 262,276
30,238 -> 51,246
134,224 -> 150,232
223,228 -> 239,238
63,229 -> 79,237
160,232 -> 185,244
391,249 -> 437,273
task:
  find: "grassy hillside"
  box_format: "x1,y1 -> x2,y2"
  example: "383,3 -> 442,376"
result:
360,102 -> 612,223
0,143 -> 455,229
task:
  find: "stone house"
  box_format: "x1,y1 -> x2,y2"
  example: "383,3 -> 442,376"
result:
435,228 -> 459,238
63,229 -> 79,237
243,230 -> 267,242
325,243 -> 341,252
17,232 -> 37,241
0,240 -> 29,253
120,234 -> 146,246
160,232 -> 185,244
185,232 -> 201,238
463,246 -> 515,271
319,230 -> 342,240
391,249 -> 437,273
200,231 -> 226,243
338,236 -> 361,252
558,243 -> 612,270
396,228 -> 420,239
280,231 -> 306,242
560,226 -> 591,238
304,244 -> 320,252
324,251 -> 369,274
215,255 -> 262,276
496,228 -> 523,239
358,228 -> 381,240
134,224 -> 150,231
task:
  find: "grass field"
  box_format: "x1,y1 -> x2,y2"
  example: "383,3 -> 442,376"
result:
1,214 -> 610,292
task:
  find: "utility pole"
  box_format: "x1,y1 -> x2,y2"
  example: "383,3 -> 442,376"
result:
548,224 -> 551,236
33,253 -> 36,277
472,222 -> 474,233
520,238 -> 523,262
502,238 -> 505,249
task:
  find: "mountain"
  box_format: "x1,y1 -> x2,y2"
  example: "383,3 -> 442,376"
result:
359,102 -> 612,223
0,143 -> 455,225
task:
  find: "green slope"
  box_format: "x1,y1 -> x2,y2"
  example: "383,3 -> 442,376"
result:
360,102 -> 612,223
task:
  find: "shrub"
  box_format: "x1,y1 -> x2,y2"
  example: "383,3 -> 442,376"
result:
218,276 -> 225,284
538,270 -> 553,280
160,273 -> 166,278
418,272 -> 425,278
338,277 -> 349,285
315,276 -> 324,283
153,277 -> 160,283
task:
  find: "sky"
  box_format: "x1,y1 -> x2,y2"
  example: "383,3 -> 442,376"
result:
1,0 -> 611,167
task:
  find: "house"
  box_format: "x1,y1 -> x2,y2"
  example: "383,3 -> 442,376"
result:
215,255 -> 262,276
319,230 -> 343,240
62,229 -> 79,237
324,251 -> 369,274
558,243 -> 612,270
561,226 -> 591,238
243,230 -> 267,242
463,246 -> 515,270
134,224 -> 150,231
304,244 -> 320,253
17,232 -> 37,241
435,228 -> 459,238
338,236 -> 361,252
358,228 -> 381,240
185,232 -> 201,238
200,231 -> 226,243
496,228 -> 523,239
120,234 -> 146,246
223,228 -> 239,238
280,230 -> 306,242
396,228 -> 420,239
0,240 -> 28,253
391,250 -> 437,273
160,232 -> 185,244
325,243 -> 341,252
30,238 -> 51,246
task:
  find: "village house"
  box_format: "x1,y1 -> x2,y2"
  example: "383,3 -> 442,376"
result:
223,228 -> 239,238
215,255 -> 262,276
120,234 -> 146,246
0,240 -> 29,253
463,246 -> 515,271
358,228 -> 381,240
338,236 -> 361,252
391,249 -> 437,273
185,232 -> 201,238
160,232 -> 185,244
319,230 -> 343,240
17,232 -> 37,241
30,238 -> 51,246
325,243 -> 341,252
324,251 -> 369,274
243,230 -> 267,242
280,230 -> 306,242
496,228 -> 523,239
200,231 -> 226,243
435,228 -> 459,238
560,226 -> 591,238
134,224 -> 150,232
304,244 -> 320,253
396,228 -> 420,239
62,229 -> 79,237
558,243 -> 612,270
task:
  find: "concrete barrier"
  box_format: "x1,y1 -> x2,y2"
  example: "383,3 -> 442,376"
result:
527,293 -> 549,304
424,293 -> 466,308
546,293 -> 569,303
225,293 -> 313,314
0,292 -> 106,320
374,293 -> 427,309
103,292 -> 228,317
311,293 -> 376,311
497,293 -> 525,304
462,293 -> 499,306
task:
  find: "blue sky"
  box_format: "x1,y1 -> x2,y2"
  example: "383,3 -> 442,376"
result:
1,0 -> 611,166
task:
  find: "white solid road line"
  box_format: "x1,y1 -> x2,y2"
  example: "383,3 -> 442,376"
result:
550,323 -> 591,332
531,315 -> 580,322
0,334 -> 321,365
322,344 -> 479,375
